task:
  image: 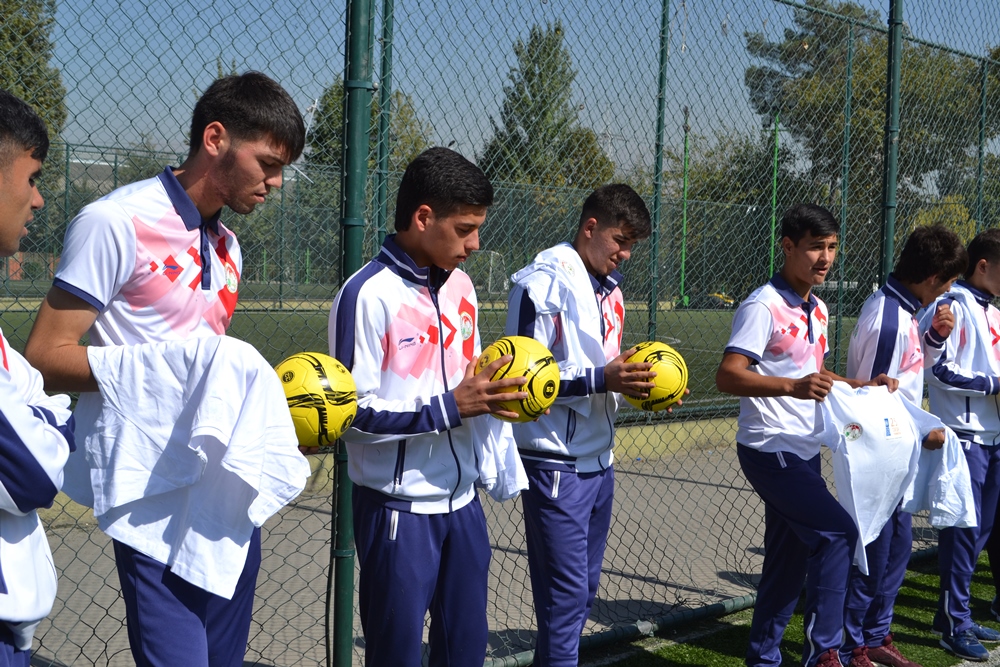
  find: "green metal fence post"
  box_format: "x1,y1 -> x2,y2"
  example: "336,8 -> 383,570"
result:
331,0 -> 375,665
880,0 -> 903,283
374,0 -> 395,246
769,113 -> 779,277
648,0 -> 669,340
680,106 -> 690,308
834,24 -> 854,374
976,61 -> 988,233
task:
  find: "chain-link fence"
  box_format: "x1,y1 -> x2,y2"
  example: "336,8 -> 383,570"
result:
2,0 -> 999,665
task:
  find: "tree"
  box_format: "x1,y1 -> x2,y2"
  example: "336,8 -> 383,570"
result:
479,22 -> 614,190
744,0 -> 1000,200
0,0 -> 66,140
305,77 -> 431,173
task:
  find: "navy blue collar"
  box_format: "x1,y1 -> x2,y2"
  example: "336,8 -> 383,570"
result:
884,274 -> 922,314
957,279 -> 993,308
377,235 -> 452,290
769,273 -> 818,311
157,167 -> 220,234
589,269 -> 623,295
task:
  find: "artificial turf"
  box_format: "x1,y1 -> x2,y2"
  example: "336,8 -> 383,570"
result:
596,552 -> 998,667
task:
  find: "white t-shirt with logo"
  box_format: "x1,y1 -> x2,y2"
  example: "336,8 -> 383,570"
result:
817,382 -> 942,573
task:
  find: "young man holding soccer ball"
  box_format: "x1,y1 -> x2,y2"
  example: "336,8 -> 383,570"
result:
329,147 -> 528,667
504,184 -> 657,667
716,203 -> 896,667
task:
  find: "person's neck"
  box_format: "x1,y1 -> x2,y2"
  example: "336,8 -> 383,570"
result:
965,276 -> 996,298
779,269 -> 813,300
172,157 -> 222,220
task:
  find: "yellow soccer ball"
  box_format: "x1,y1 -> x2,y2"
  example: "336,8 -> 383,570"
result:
476,335 -> 561,423
275,352 -> 357,447
623,341 -> 688,412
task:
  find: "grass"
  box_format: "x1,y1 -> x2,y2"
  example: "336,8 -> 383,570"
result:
590,552 -> 999,667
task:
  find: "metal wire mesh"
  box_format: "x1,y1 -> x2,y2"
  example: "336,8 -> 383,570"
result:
1,0 -> 998,664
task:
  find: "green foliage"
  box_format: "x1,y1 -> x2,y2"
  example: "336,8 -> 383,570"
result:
306,76 -> 431,171
910,194 -> 976,244
0,0 -> 66,139
479,22 -> 615,190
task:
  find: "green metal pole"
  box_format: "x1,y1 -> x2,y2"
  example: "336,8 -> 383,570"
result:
279,168 -> 285,309
880,0 -> 903,284
835,25 -> 854,374
648,0 -> 669,340
976,61 -> 988,233
331,0 -> 374,665
680,106 -> 689,307
374,0 -> 395,246
769,113 -> 780,277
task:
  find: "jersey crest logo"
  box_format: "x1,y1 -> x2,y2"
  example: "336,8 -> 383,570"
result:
460,311 -> 474,341
559,260 -> 576,277
843,423 -> 862,441
225,264 -> 238,293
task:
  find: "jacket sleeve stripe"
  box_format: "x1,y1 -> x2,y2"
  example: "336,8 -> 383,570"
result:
513,286 -> 536,338
332,263 -> 383,371
932,362 -> 996,394
0,409 -> 59,513
871,302 -> 899,379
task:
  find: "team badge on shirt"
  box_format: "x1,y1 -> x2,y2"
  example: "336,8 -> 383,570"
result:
225,264 -> 238,293
460,311 -> 474,341
843,423 -> 863,441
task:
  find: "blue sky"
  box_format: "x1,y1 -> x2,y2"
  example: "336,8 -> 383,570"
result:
51,0 -> 998,171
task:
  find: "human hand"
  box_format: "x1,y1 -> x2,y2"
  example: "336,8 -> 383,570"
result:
789,373 -> 833,401
868,374 -> 899,393
453,355 -> 528,419
931,302 -> 954,340
922,428 -> 945,451
604,348 -> 656,398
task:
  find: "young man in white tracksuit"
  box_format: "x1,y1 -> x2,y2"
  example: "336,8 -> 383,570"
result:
842,225 -> 966,667
0,89 -> 75,666
505,184 -> 658,667
921,228 -> 1000,661
329,147 -> 527,667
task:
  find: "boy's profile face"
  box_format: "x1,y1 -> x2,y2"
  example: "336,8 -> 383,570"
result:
576,219 -> 638,277
406,203 -> 486,271
0,148 -> 44,257
782,232 -> 837,288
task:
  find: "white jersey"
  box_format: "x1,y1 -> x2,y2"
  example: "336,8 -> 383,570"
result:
52,166 -> 247,591
920,281 -> 1000,445
817,382 -> 940,574
847,275 -> 946,406
0,330 -> 74,649
54,167 -> 242,346
725,274 -> 830,459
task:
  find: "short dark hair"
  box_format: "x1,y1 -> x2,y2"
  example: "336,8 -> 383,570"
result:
780,203 -> 839,243
189,72 -> 305,161
394,147 -> 494,231
893,225 -> 967,284
0,89 -> 49,169
578,184 -> 651,239
965,228 -> 1000,279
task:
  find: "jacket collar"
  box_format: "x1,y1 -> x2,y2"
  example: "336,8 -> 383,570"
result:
157,167 -> 220,234
589,269 -> 623,295
377,235 -> 452,290
884,275 -> 922,315
956,279 -> 992,308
